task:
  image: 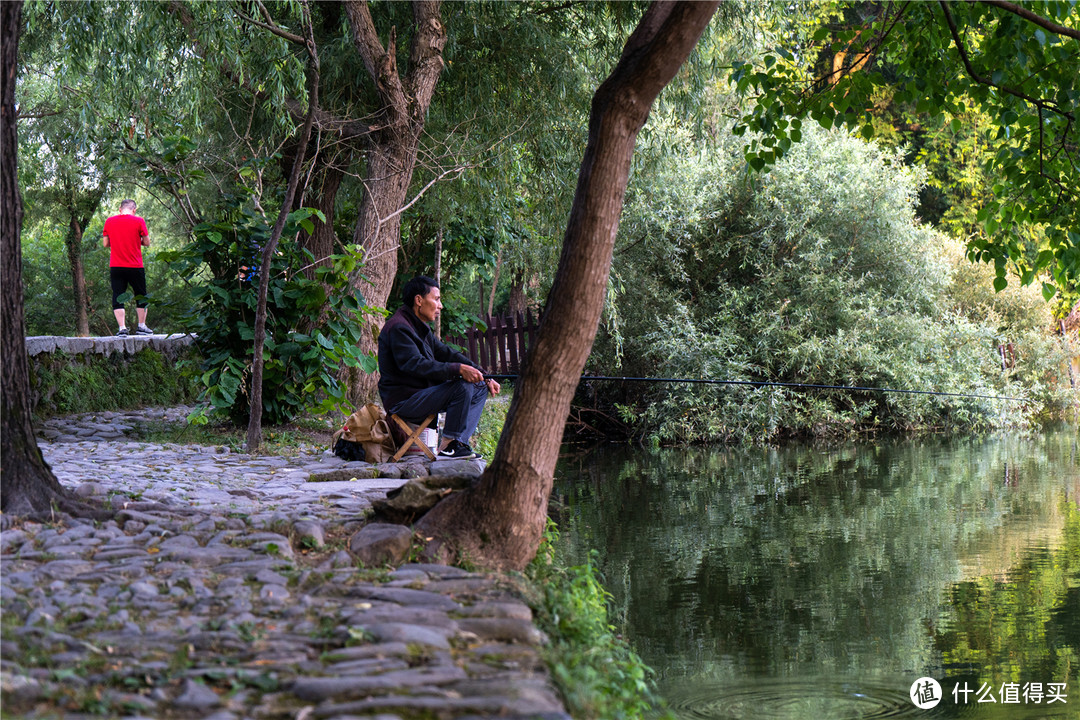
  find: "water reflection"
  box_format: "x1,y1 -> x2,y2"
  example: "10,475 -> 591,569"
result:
553,431 -> 1080,719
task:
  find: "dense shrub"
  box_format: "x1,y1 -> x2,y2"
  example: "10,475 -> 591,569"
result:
160,198 -> 377,426
591,127 -> 1068,443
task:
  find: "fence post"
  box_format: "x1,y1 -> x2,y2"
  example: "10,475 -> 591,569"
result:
494,315 -> 509,374
526,308 -> 538,350
507,313 -> 520,372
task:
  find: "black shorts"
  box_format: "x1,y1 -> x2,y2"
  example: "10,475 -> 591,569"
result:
110,267 -> 148,309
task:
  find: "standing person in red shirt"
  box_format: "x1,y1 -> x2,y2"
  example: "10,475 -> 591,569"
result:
102,199 -> 153,336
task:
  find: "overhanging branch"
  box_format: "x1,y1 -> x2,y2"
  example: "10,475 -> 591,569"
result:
982,0 -> 1080,41
939,0 -> 1075,121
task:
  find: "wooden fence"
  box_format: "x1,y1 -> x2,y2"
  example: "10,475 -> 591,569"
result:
445,311 -> 539,375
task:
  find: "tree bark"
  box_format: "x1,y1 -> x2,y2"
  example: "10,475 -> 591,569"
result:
1,0 -> 71,515
506,271 -> 530,317
416,1 -> 720,570
343,0 -> 446,405
299,151 -> 349,282
62,185 -> 105,337
65,213 -> 90,336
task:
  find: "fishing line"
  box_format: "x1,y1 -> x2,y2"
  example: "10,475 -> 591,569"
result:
484,374 -> 1031,403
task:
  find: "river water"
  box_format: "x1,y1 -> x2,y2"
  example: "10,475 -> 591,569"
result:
553,429 -> 1080,719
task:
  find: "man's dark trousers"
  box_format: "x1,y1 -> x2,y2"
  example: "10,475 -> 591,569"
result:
388,379 -> 488,442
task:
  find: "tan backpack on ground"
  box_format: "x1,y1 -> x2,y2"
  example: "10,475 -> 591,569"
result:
331,404 -> 397,464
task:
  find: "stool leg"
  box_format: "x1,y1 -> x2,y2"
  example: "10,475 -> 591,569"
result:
391,414 -> 437,462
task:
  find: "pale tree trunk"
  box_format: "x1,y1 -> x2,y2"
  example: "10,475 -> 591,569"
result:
1,0 -> 71,515
348,138 -> 418,403
416,1 -> 720,570
343,0 -> 446,405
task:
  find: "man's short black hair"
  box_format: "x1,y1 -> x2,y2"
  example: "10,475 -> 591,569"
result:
401,275 -> 438,310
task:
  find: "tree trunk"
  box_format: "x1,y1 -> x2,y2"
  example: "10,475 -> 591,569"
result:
415,1 -> 720,570
344,0 -> 446,406
299,150 -> 349,282
506,271 -> 529,317
1,0 -> 71,515
246,3 -> 320,454
65,212 -> 90,337
487,249 -> 503,317
348,134 -> 419,403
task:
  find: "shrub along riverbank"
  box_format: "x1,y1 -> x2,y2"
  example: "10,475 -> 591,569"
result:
585,127 -> 1076,445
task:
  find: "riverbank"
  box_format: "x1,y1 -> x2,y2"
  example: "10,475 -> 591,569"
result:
1,406 -> 571,719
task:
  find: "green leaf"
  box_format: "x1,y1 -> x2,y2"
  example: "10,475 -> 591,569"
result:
1042,283 -> 1057,301
993,276 -> 1007,292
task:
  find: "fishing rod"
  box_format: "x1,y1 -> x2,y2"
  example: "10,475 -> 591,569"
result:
483,374 -> 1032,403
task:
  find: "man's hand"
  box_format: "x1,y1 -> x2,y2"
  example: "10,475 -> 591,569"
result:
141,235 -> 151,247
459,364 -> 484,383
486,378 -> 501,396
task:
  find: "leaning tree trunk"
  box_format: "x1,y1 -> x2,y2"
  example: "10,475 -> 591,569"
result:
1,0 -> 71,515
65,213 -> 91,337
343,0 -> 446,405
416,1 -> 721,570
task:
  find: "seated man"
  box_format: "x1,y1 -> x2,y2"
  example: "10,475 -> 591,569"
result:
378,275 -> 500,459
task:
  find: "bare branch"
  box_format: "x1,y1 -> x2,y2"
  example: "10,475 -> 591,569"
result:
362,164 -> 471,264
938,1 -> 1074,121
982,0 -> 1080,41
120,136 -> 201,228
233,5 -> 305,45
16,109 -> 64,120
247,0 -> 321,452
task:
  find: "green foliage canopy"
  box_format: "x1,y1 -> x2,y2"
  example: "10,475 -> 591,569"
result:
730,1 -> 1080,299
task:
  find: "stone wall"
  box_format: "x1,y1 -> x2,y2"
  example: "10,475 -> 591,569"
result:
26,334 -> 199,417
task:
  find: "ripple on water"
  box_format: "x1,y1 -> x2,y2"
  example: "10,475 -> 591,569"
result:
663,679 -> 926,720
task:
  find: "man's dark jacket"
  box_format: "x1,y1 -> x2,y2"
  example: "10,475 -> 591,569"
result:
377,306 -> 477,411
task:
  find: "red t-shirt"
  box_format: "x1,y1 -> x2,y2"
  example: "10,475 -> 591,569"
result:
103,214 -> 149,268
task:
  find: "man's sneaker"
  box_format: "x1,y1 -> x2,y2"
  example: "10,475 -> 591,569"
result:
116,327 -> 129,337
136,324 -> 154,335
438,439 -> 477,460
